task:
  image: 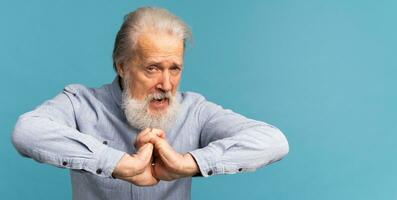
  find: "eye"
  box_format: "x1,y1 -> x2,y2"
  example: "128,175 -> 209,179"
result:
146,65 -> 159,73
170,66 -> 181,75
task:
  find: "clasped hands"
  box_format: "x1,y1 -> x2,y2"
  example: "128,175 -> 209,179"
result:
112,128 -> 199,186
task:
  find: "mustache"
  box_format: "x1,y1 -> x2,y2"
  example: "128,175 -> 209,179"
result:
145,91 -> 173,101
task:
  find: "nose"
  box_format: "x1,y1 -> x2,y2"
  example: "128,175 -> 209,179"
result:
157,70 -> 172,92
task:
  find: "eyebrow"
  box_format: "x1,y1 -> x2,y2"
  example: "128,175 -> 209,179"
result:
144,61 -> 182,68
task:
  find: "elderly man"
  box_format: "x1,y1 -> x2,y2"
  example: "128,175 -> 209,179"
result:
12,7 -> 289,200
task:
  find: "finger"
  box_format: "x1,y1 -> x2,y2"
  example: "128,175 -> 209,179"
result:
134,128 -> 153,148
151,128 -> 166,138
138,130 -> 165,148
135,143 -> 154,165
149,137 -> 179,167
135,128 -> 165,148
151,164 -> 162,182
124,144 -> 154,176
134,128 -> 151,148
153,159 -> 174,181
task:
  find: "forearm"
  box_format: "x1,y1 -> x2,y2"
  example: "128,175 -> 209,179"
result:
12,113 -> 125,177
189,123 -> 289,177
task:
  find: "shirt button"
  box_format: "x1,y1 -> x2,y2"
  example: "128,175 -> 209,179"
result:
96,168 -> 102,174
207,170 -> 213,176
238,168 -> 243,172
62,161 -> 68,166
103,141 -> 108,145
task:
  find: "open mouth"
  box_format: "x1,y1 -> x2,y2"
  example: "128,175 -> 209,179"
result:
150,97 -> 169,109
152,97 -> 168,103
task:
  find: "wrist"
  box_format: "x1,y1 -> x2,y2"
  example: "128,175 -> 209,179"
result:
181,153 -> 199,177
113,154 -> 141,178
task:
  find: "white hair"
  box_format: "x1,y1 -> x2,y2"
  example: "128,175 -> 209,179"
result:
121,76 -> 180,131
112,7 -> 192,72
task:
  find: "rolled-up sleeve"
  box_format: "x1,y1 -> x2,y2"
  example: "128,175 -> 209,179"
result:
11,86 -> 125,178
189,99 -> 289,177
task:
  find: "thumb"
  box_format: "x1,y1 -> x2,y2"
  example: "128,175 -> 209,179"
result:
136,143 -> 154,163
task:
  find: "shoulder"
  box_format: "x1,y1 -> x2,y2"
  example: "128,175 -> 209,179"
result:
179,91 -> 211,110
63,84 -> 92,96
62,83 -> 106,108
179,91 -> 222,115
61,82 -> 115,115
180,91 -> 221,107
63,83 -> 108,99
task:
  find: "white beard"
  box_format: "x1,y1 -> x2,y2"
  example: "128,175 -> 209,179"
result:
121,78 -> 180,131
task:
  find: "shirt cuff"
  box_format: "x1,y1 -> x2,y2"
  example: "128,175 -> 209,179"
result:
189,146 -> 223,177
83,144 -> 125,178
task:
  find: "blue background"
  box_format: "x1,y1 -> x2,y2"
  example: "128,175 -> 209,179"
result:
1,0 -> 396,199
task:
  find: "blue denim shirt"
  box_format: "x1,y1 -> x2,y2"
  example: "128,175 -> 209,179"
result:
12,77 -> 289,200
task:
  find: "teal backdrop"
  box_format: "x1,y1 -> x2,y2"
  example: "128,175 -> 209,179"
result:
1,0 -> 396,199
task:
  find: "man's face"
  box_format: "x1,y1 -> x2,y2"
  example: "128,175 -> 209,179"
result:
120,32 -> 184,114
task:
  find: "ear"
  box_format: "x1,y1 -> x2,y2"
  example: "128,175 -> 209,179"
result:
116,62 -> 125,78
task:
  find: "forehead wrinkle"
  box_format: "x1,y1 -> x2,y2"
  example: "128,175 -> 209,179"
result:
138,44 -> 183,58
132,32 -> 184,69
144,55 -> 183,65
136,47 -> 183,67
